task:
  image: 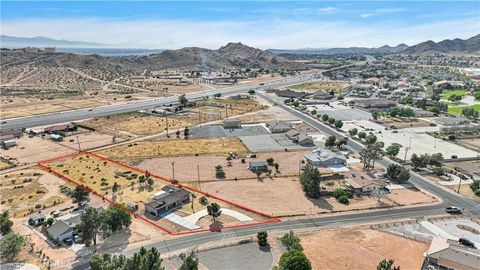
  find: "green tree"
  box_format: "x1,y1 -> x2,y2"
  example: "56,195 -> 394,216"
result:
386,164 -> 410,183
0,211 -> 13,235
365,133 -> 378,145
101,204 -> 132,236
184,127 -> 190,137
328,118 -> 336,125
411,153 -> 429,170
377,259 -> 400,270
336,137 -> 348,149
147,177 -> 154,188
0,233 -> 27,263
178,94 -> 188,107
277,249 -> 312,270
334,120 -> 343,129
77,207 -> 102,247
429,153 -> 444,167
372,111 -> 379,120
348,128 -> 358,136
358,131 -> 367,140
207,203 -> 221,222
321,114 -> 329,122
266,157 -> 275,165
385,145 -> 400,157
325,135 -> 337,149
89,247 -> 163,270
300,164 -> 321,199
280,231 -> 303,251
179,251 -> 199,270
257,231 -> 268,247
71,186 -> 90,207
215,165 -> 225,178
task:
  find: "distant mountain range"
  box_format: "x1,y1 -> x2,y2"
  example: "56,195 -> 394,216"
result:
269,34 -> 480,55
269,44 -> 409,55
0,35 -> 106,48
400,34 -> 480,54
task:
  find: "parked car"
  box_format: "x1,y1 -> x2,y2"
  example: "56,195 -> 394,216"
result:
445,206 -> 462,214
459,238 -> 476,248
63,238 -> 73,246
451,155 -> 458,159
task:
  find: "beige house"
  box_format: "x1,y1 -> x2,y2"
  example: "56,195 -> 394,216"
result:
424,236 -> 480,270
223,117 -> 241,128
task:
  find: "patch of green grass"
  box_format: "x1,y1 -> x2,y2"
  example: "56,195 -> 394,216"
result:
441,89 -> 468,100
448,104 -> 480,115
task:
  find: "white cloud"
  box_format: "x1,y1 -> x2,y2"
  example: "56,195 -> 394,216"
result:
318,7 -> 337,14
1,16 -> 478,49
360,13 -> 375,18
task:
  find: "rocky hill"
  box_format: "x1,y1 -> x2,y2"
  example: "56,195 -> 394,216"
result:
400,34 -> 480,54
1,42 -> 301,72
269,44 -> 408,55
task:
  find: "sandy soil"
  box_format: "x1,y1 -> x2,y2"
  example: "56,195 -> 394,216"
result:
299,228 -> 428,270
59,132 -> 117,151
0,136 -> 75,165
447,184 -> 479,201
386,188 -> 437,206
457,138 -> 480,151
98,137 -> 249,162
235,96 -> 298,123
197,177 -> 393,217
376,118 -> 432,129
136,150 -> 309,182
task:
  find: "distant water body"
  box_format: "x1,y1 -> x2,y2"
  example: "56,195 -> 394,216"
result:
56,48 -> 164,56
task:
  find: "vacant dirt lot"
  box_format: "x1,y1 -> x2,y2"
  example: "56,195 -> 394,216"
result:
236,96 -> 298,123
299,228 -> 428,270
447,184 -> 479,201
0,169 -> 68,217
1,97 -> 109,119
376,118 -> 432,129
137,150 -> 309,182
457,138 -> 480,151
197,177 -> 394,217
59,132 -> 117,150
0,136 -> 75,165
81,112 -> 194,138
289,81 -> 351,94
99,137 -> 249,162
386,188 -> 437,206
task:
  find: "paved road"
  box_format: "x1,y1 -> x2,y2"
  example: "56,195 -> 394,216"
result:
1,74 -> 317,130
71,91 -> 479,270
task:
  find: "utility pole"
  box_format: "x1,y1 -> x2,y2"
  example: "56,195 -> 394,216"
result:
165,114 -> 169,137
171,161 -> 175,181
457,176 -> 462,194
197,164 -> 201,191
225,105 -> 228,118
76,135 -> 81,152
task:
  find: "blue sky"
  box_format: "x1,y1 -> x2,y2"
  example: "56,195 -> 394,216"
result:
1,1 -> 479,49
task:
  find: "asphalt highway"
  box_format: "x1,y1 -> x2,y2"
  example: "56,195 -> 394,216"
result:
1,74 -> 317,130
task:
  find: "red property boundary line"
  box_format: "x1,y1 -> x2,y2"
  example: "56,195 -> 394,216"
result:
37,151 -> 281,236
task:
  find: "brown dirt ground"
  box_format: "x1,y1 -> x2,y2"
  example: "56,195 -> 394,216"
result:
59,132 -> 117,151
98,137 -> 249,162
299,228 -> 429,270
376,118 -> 431,129
196,177 -> 393,217
136,150 -> 309,182
447,184 -> 479,201
289,81 -> 351,94
0,136 -> 75,165
236,96 -> 298,123
386,188 -> 437,206
0,159 -> 12,170
457,138 -> 480,151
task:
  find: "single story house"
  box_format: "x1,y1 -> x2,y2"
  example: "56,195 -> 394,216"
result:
265,120 -> 292,133
354,98 -> 396,112
229,94 -> 250,100
223,117 -> 241,128
28,213 -> 46,227
304,148 -> 347,167
345,177 -> 386,195
145,185 -> 190,217
46,212 -> 81,244
285,130 -> 313,145
412,107 -> 436,117
275,89 -> 306,98
249,161 -> 268,172
424,236 -> 480,270
365,77 -> 380,85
